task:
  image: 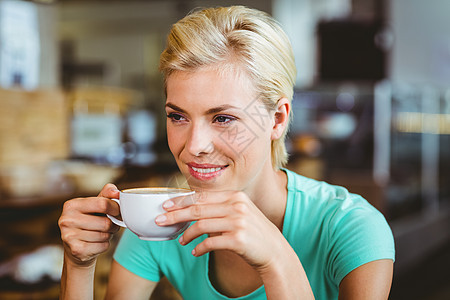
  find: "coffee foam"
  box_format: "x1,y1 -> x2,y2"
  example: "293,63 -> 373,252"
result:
122,187 -> 192,195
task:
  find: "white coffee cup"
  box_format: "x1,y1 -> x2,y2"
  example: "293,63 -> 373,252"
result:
107,187 -> 195,241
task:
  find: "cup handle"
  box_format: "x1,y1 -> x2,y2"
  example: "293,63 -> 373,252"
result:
107,198 -> 126,228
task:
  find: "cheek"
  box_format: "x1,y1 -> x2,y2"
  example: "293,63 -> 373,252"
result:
240,127 -> 273,161
166,126 -> 183,155
216,123 -> 260,157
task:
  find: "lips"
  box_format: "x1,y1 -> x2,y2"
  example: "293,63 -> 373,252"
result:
187,163 -> 227,180
191,166 -> 222,173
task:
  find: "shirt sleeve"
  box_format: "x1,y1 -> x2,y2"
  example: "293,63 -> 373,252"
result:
326,195 -> 395,285
113,229 -> 163,282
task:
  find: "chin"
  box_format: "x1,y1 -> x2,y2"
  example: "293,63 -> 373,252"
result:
185,179 -> 225,192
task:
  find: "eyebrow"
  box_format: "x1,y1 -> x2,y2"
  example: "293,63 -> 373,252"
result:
165,103 -> 187,114
165,102 -> 239,115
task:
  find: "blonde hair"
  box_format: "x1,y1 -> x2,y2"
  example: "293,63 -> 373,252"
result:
159,6 -> 297,169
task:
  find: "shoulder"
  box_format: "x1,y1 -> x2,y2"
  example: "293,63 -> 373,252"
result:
284,168 -> 376,217
284,168 -> 395,281
283,168 -> 394,261
283,169 -> 395,287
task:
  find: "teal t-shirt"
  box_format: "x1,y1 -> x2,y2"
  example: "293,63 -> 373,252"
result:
113,169 -> 395,299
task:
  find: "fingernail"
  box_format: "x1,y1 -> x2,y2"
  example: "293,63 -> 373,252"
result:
163,200 -> 174,209
179,236 -> 184,245
155,215 -> 167,224
191,249 -> 196,256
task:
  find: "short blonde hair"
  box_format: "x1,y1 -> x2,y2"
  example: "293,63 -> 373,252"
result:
159,6 -> 296,169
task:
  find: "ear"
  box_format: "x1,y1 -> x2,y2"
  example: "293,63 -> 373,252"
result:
271,97 -> 290,140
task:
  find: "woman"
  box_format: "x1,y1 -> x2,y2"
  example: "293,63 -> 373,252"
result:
59,6 -> 395,299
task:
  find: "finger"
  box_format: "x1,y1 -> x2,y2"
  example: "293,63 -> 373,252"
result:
63,227 -> 115,244
60,212 -> 119,233
179,218 -> 230,245
194,190 -> 252,206
163,193 -> 196,211
156,202 -> 230,226
98,183 -> 120,199
64,197 -> 120,217
78,229 -> 115,243
193,190 -> 227,204
192,234 -> 237,257
162,190 -> 241,211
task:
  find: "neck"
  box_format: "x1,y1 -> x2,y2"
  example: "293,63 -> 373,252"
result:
244,164 -> 288,230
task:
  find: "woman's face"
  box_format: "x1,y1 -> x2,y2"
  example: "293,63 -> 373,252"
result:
165,68 -> 276,192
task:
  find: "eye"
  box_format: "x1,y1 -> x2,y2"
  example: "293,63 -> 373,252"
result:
167,112 -> 187,123
213,115 -> 236,124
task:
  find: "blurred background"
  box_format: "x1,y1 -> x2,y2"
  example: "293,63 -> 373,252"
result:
0,0 -> 449,299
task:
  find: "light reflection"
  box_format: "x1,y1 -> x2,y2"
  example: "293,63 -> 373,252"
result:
394,112 -> 450,134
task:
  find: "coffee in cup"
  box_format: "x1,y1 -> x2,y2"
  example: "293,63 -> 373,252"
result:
107,187 -> 195,241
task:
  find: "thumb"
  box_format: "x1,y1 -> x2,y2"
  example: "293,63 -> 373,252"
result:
98,183 -> 120,199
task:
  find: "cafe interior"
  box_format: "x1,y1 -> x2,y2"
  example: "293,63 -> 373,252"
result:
0,0 -> 449,299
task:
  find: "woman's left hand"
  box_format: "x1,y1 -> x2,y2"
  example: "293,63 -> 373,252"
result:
155,190 -> 284,271
156,190 -> 315,299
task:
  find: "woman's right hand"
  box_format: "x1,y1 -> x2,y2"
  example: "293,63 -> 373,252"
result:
58,184 -> 121,267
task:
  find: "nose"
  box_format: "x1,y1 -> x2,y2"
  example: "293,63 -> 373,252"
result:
185,122 -> 214,156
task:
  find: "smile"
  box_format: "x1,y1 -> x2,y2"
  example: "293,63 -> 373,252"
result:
187,163 -> 228,180
191,166 -> 222,174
